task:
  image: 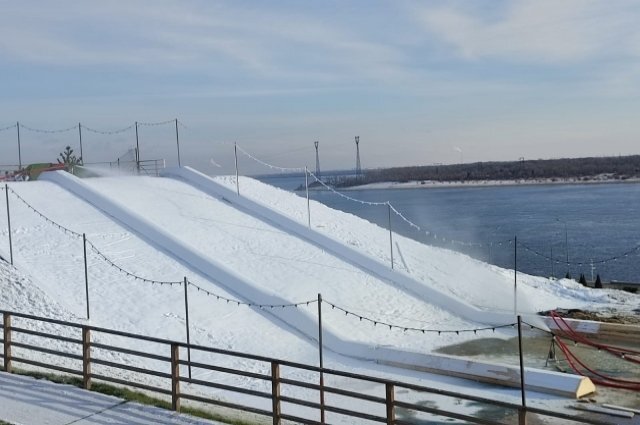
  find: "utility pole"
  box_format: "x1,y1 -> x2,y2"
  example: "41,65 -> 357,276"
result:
314,141 -> 321,179
355,136 -> 361,178
135,121 -> 140,173
78,123 -> 84,165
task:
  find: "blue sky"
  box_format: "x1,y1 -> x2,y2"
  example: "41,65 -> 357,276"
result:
1,0 -> 640,174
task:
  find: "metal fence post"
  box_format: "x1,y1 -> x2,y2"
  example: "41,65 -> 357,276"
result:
16,122 -> 22,170
234,142 -> 240,196
5,185 -> 13,265
514,236 -> 517,315
271,361 -> 281,425
175,118 -> 181,167
387,203 -> 394,269
517,315 -> 527,425
83,233 -> 90,319
305,166 -> 311,228
135,121 -> 140,174
183,277 -> 192,379
385,383 -> 395,425
317,293 -> 325,424
82,326 -> 91,389
3,312 -> 11,373
171,343 -> 181,411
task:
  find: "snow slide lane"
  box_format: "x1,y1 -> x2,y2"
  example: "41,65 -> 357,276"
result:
164,167 -> 514,325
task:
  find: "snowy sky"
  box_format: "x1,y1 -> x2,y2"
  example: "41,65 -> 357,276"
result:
1,0 -> 640,174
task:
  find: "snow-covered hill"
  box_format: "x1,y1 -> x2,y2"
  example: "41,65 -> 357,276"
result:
1,169 -> 638,420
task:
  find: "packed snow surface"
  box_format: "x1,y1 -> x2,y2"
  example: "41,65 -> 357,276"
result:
1,170 -> 638,422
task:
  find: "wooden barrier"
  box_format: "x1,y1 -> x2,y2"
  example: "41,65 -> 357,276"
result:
0,310 -> 619,425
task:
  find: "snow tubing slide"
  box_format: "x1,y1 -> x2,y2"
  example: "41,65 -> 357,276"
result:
164,167 -> 515,325
41,170 -> 593,398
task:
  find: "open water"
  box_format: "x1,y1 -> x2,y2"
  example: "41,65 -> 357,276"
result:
258,175 -> 640,283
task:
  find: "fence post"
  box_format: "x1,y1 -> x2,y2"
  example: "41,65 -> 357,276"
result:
234,142 -> 240,196
517,315 -> 527,425
385,383 -> 395,425
387,203 -> 394,269
83,234 -> 90,320
135,121 -> 140,174
5,185 -> 13,265
271,361 -> 281,425
82,326 -> 91,389
305,166 -> 311,229
514,236 -> 517,315
16,122 -> 22,170
183,277 -> 192,379
171,343 -> 181,411
78,123 -> 84,165
175,118 -> 181,167
3,312 -> 11,373
317,293 -> 325,424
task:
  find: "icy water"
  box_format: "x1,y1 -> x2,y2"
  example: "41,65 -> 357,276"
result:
258,175 -> 640,283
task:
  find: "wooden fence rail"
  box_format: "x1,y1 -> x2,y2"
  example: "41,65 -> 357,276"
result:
0,310 -> 617,425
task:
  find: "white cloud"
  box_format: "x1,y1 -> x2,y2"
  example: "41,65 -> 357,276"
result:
0,1 -> 411,84
416,0 -> 640,63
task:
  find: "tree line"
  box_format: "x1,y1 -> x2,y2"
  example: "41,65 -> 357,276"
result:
336,155 -> 640,187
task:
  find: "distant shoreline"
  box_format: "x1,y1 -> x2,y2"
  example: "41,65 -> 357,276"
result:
335,176 -> 640,191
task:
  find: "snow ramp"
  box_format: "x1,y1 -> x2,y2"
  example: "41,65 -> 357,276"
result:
163,167 -> 513,325
40,170 -> 591,397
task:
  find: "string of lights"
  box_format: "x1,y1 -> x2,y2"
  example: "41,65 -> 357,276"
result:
8,187 -> 83,238
8,187 -> 182,285
236,144 -> 305,173
0,119 -> 183,135
137,119 -> 178,127
187,281 -> 317,308
83,124 -> 135,135
10,184 -> 623,336
0,123 -> 17,132
322,299 -> 516,334
233,145 -> 516,249
307,170 -> 388,205
19,123 -> 79,134
518,241 -> 640,266
86,240 -> 183,286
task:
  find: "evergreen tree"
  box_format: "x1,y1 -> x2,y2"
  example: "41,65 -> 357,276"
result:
578,274 -> 587,286
57,146 -> 82,168
565,271 -> 572,279
595,274 -> 603,288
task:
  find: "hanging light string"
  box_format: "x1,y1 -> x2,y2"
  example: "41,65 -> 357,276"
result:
9,183 -> 604,333
19,123 -> 79,134
322,299 -> 516,334
0,123 -> 18,132
85,240 -> 182,286
7,187 -> 181,285
8,187 -> 83,238
186,281 -> 316,308
518,241 -> 640,266
236,143 -> 305,173
83,123 -> 135,135
233,144 -> 514,249
138,119 -> 179,127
